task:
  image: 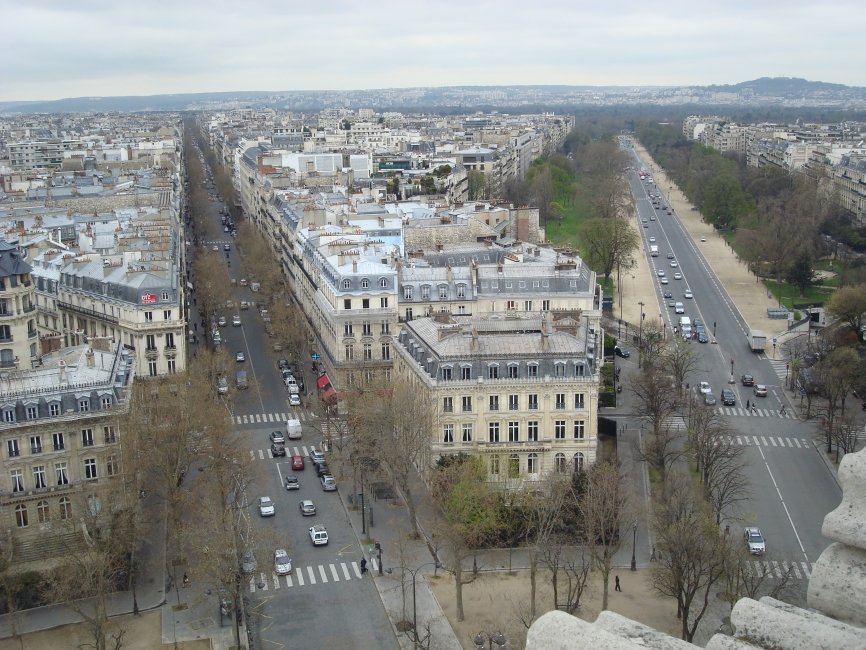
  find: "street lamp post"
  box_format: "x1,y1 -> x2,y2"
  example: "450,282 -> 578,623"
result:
630,523 -> 638,571
637,301 -> 645,368
408,561 -> 441,646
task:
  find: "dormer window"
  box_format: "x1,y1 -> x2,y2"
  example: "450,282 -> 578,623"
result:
361,278 -> 369,289
342,279 -> 351,290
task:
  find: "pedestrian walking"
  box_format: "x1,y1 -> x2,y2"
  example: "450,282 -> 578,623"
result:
615,575 -> 621,592
183,573 -> 190,587
780,404 -> 786,415
746,399 -> 750,410
360,558 -> 368,574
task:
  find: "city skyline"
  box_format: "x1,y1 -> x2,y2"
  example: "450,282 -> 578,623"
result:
5,0 -> 865,102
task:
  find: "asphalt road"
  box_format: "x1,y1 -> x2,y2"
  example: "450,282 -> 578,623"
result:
191,171 -> 398,649
623,154 -> 842,587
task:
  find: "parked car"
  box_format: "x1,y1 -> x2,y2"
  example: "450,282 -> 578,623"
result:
309,448 -> 325,464
754,384 -> 768,397
258,496 -> 275,517
744,527 -> 766,555
614,346 -> 630,358
299,499 -> 317,516
241,550 -> 257,574
274,549 -> 293,575
320,475 -> 337,491
315,463 -> 331,478
289,393 -> 302,407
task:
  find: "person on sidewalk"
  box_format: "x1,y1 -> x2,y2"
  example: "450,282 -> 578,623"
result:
183,573 -> 190,587
360,558 -> 367,574
615,576 -> 621,592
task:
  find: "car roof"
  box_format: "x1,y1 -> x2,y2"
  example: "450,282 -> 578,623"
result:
260,496 -> 272,502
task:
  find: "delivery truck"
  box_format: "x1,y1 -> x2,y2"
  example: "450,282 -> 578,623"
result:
749,329 -> 767,353
650,245 -> 659,257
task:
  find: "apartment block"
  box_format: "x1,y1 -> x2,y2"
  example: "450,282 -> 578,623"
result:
0,342 -> 135,564
393,312 -> 599,484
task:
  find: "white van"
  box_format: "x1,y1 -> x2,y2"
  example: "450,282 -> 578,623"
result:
286,418 -> 302,440
679,316 -> 692,338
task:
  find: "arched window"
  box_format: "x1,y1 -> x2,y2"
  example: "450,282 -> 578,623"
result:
527,452 -> 538,474
15,504 -> 28,527
37,500 -> 50,523
361,278 -> 370,289
379,278 -> 388,288
342,279 -> 351,290
554,453 -> 567,473
59,497 -> 72,520
490,455 -> 500,476
573,452 -> 585,473
508,454 -> 520,478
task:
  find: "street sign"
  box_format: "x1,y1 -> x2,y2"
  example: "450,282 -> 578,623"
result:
311,352 -> 321,360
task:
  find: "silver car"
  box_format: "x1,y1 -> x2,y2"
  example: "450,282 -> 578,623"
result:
241,550 -> 257,574
274,549 -> 293,575
744,527 -> 766,555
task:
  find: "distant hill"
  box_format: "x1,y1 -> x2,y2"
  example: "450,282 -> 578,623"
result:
1,78 -> 863,114
702,77 -> 849,94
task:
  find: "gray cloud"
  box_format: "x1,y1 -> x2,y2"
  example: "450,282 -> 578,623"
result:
3,0 -> 864,100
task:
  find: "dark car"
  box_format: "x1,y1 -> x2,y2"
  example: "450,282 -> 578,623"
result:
614,346 -> 630,358
315,463 -> 332,478
271,442 -> 286,457
721,389 -> 736,406
663,290 -> 673,299
741,374 -> 755,387
278,358 -> 290,370
697,330 -> 709,343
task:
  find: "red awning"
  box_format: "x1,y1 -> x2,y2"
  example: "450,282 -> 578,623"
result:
316,373 -> 331,390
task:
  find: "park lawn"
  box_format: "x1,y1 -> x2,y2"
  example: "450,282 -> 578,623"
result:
764,279 -> 834,308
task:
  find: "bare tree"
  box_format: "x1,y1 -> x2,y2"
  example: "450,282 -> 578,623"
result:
664,338 -> 700,395
630,366 -> 684,484
687,404 -> 750,524
514,475 -> 570,622
577,462 -> 629,611
46,491 -> 135,650
192,251 -> 232,328
651,472 -> 727,642
560,546 -> 592,614
720,545 -> 797,613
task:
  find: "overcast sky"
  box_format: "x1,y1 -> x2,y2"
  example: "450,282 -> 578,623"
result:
4,0 -> 864,101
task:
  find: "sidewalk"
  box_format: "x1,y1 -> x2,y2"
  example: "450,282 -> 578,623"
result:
336,468 -> 462,650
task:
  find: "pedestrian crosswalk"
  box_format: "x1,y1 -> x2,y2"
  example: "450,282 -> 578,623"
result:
769,359 -> 789,383
233,410 -> 314,425
746,560 -> 811,580
660,416 -> 688,431
250,444 -> 319,461
249,558 -> 375,593
716,406 -> 796,419
724,435 -> 811,448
